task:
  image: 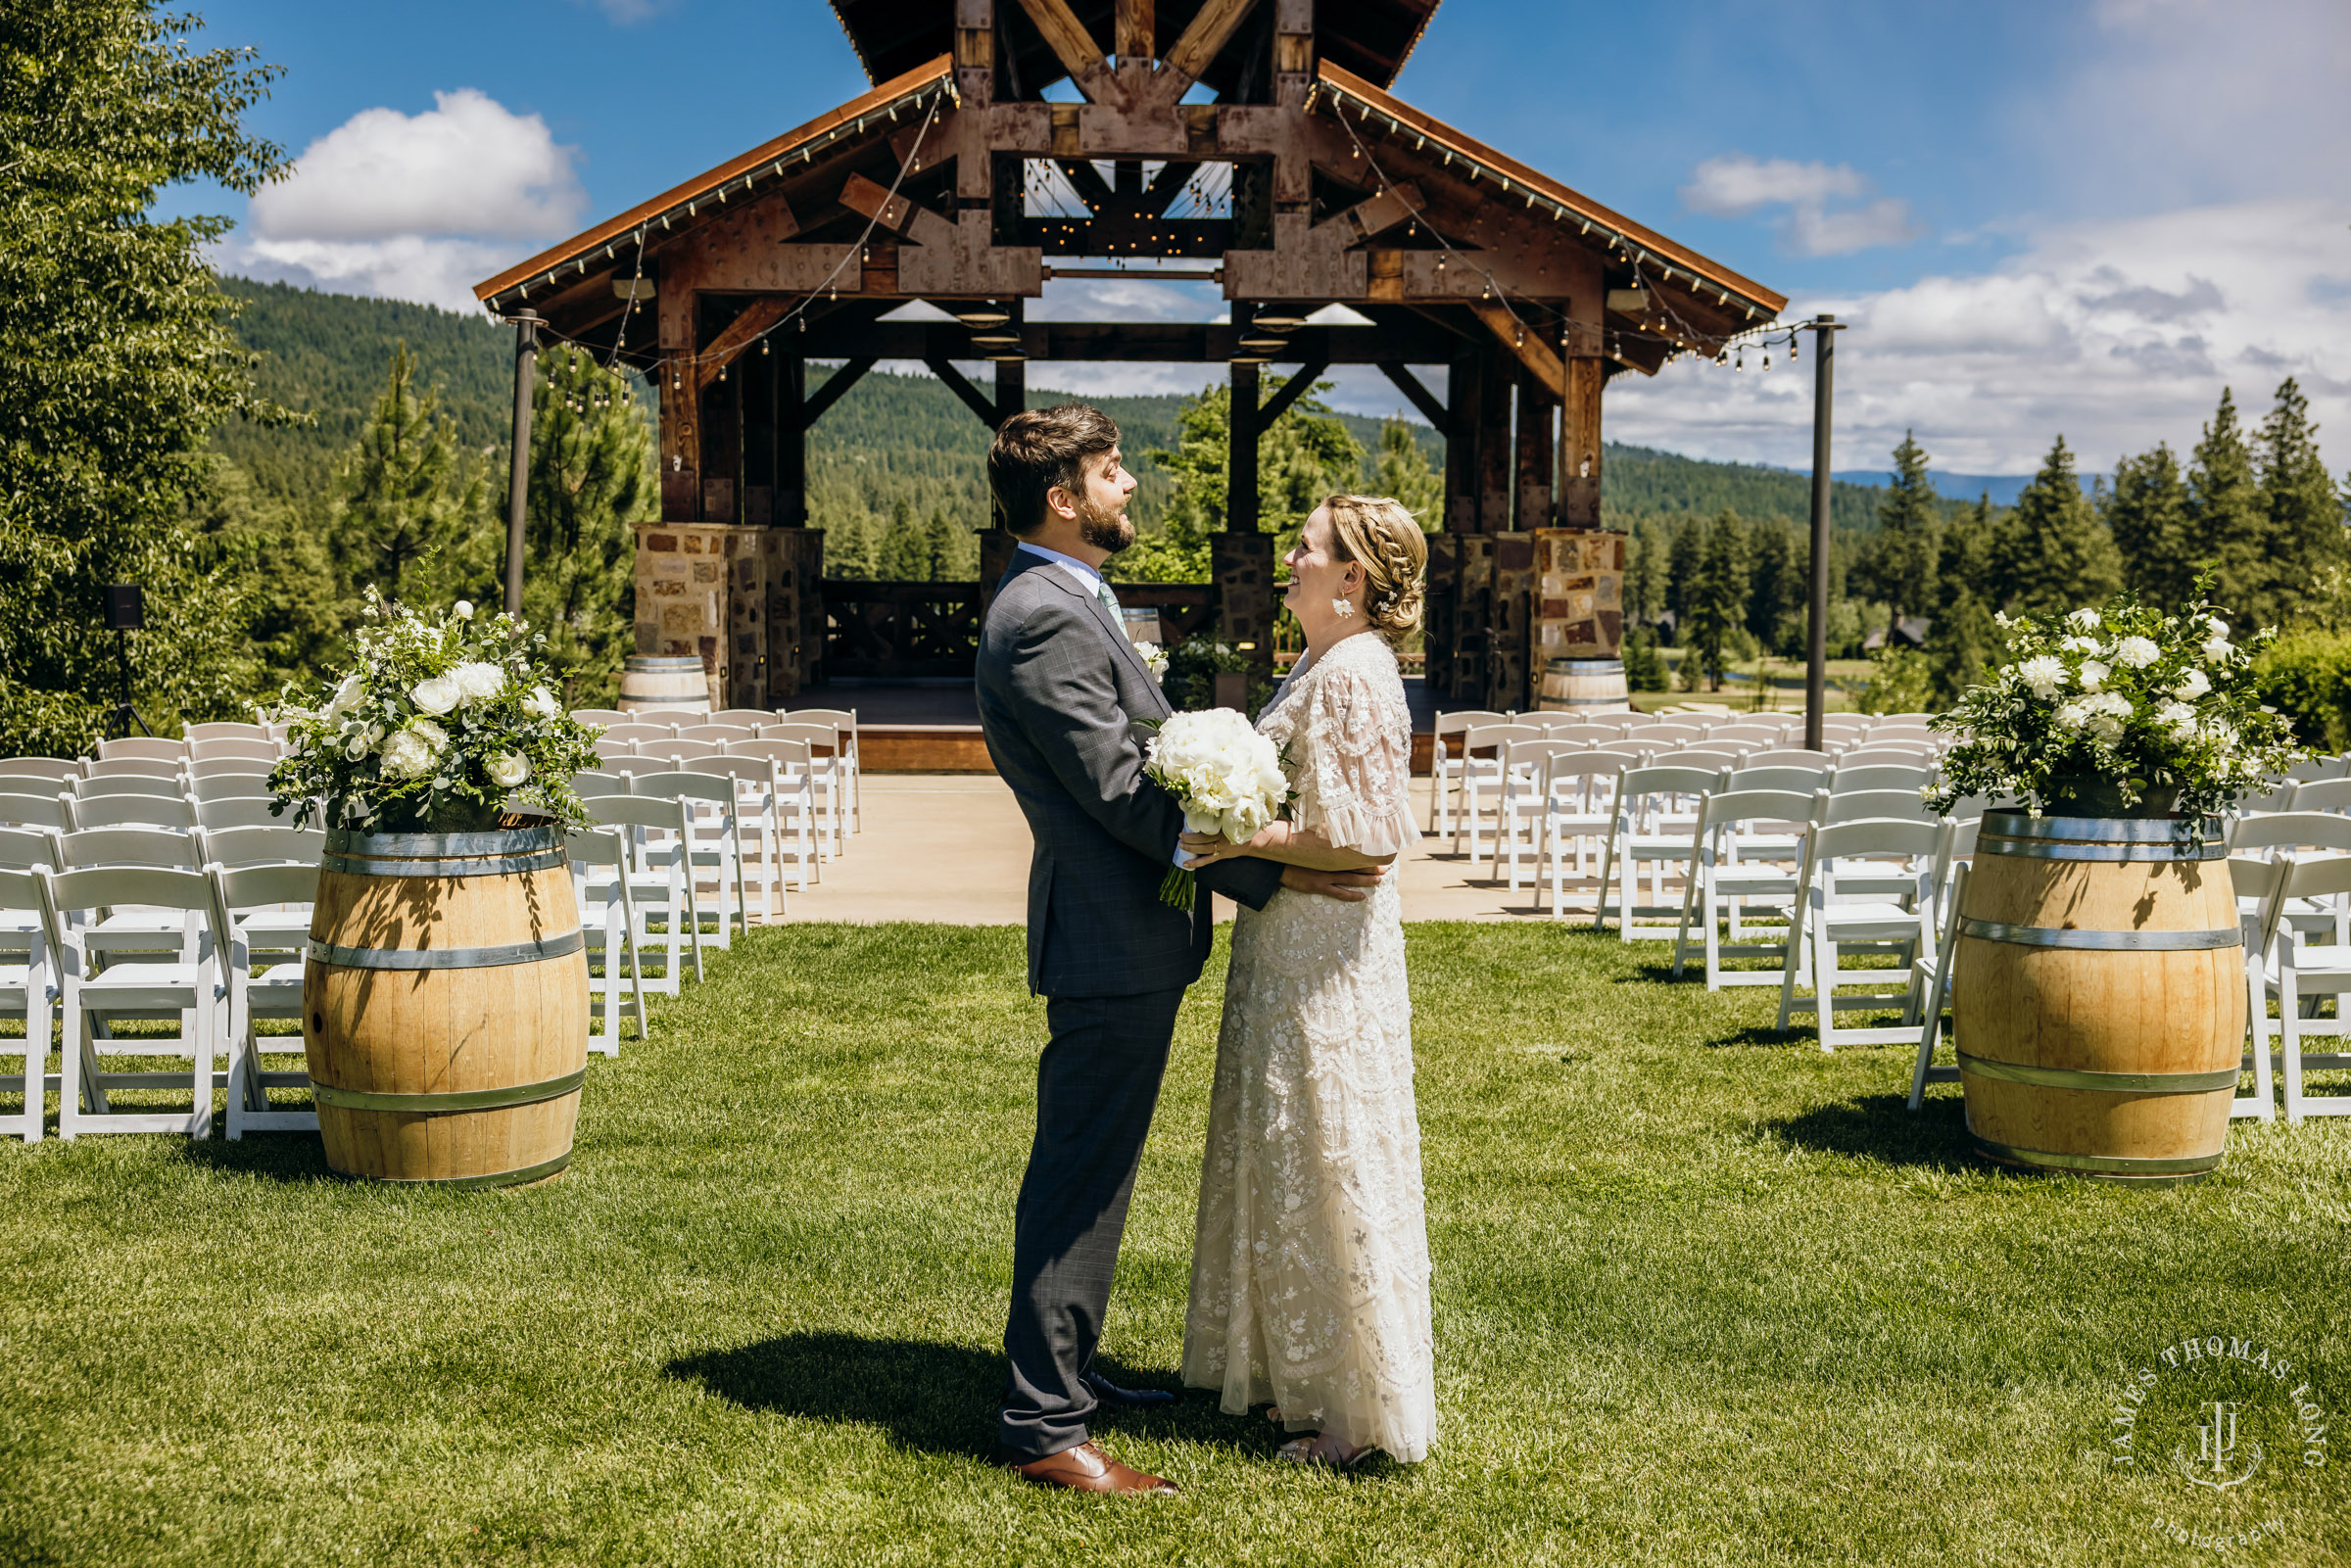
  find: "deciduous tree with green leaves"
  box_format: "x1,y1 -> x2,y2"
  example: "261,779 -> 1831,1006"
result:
1121,381 -> 1365,582
0,0 -> 287,752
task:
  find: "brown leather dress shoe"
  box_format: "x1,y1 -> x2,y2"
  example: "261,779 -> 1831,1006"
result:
998,1441 -> 1178,1496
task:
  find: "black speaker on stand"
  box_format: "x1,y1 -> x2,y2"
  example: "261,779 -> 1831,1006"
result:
103,584 -> 153,738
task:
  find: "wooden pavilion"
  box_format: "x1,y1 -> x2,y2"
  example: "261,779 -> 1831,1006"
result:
473,0 -> 1785,712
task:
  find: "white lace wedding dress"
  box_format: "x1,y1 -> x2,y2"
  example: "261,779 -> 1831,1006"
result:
1180,629 -> 1436,1461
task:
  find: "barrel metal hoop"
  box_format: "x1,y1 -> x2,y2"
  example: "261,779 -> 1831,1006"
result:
358,1150 -> 574,1190
320,847 -> 567,878
324,825 -> 561,858
1969,1133 -> 2222,1177
1979,811 -> 2222,844
1958,918 -> 2239,951
1979,837 -> 2228,863
307,929 -> 586,970
1956,1051 -> 2244,1095
313,1068 -> 587,1115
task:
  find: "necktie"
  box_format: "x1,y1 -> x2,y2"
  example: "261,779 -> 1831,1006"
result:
1094,578 -> 1122,625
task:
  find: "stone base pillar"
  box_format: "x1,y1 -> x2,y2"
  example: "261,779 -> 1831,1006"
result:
1487,533 -> 1537,713
760,527 -> 824,700
1531,528 -> 1627,663
1212,532 -> 1276,674
635,520 -> 767,709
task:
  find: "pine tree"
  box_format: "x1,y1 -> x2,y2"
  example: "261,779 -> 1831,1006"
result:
2255,377 -> 2346,622
921,504 -> 964,579
2105,441 -> 2194,606
1745,519 -> 1796,646
522,351 -> 653,707
1863,432 -> 1941,637
1620,626 -> 1669,691
1994,436 -> 2121,615
1925,495 -> 2000,705
332,344 -> 489,609
877,497 -> 926,581
1665,518 -> 1704,638
1686,510 -> 1750,690
1369,417 -> 1442,525
2188,388 -> 2268,623
1122,380 -> 1365,582
1623,519 -> 1664,635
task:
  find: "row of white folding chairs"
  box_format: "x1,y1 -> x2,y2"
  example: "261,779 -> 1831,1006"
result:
590,739 -> 849,863
579,764 -> 809,927
1461,736 -> 1942,866
578,707 -> 862,831
0,781 -> 295,836
0,754 -> 280,787
0,824 -> 657,1144
86,735 -> 286,764
1910,846 -> 2351,1125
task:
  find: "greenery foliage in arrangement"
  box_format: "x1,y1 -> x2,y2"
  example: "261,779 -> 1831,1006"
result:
1927,573 -> 2300,820
268,592 -> 603,832
1159,637 -> 1275,717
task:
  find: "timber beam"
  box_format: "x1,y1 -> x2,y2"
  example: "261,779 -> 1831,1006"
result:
1375,360 -> 1449,434
803,357 -> 877,425
1258,356 -> 1329,426
925,356 -> 1000,427
788,318 -> 1461,363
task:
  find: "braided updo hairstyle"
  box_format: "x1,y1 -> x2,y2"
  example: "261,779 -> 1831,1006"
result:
1322,494 -> 1430,641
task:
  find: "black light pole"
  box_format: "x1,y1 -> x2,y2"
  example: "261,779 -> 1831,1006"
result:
1803,314 -> 1847,751
503,309 -> 542,618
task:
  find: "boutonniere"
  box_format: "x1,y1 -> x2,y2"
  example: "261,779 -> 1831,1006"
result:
1134,641 -> 1169,681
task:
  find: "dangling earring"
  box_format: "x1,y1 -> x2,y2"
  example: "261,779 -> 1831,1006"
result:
1331,596 -> 1356,618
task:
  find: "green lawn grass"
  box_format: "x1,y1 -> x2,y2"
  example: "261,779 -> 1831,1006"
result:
2,924 -> 2347,1565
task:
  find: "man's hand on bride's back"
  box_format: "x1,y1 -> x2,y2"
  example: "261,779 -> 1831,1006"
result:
1281,864 -> 1386,902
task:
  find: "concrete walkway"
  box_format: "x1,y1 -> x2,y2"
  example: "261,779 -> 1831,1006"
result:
781,775 -> 1585,925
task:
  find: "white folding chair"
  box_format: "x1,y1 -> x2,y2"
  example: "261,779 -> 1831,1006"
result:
187,736 -> 279,763
631,772 -> 750,946
1830,764 -> 1936,796
593,737 -> 639,770
599,723 -> 676,745
1539,723 -> 1620,746
195,796 -> 294,831
1674,788 -> 1817,989
1427,710 -> 1511,834
706,708 -> 777,730
760,724 -> 848,858
2226,812 -> 2351,946
1533,750 -> 1637,916
636,738 -> 725,769
571,708 -> 629,727
2214,854 -> 2286,1122
184,721 -> 271,744
725,740 -> 824,889
0,867 -> 58,1142
70,794 -> 199,832
695,755 -> 795,919
206,861 -> 318,1138
38,865 -> 223,1137
1746,748 -> 1834,769
574,770 -> 629,798
675,725 -> 755,745
2255,852 -> 2351,1121
566,826 -> 648,1051
584,795 -> 704,991
187,758 -> 277,784
82,757 -> 183,781
0,759 -> 80,786
1594,764 -> 1726,940
1908,858 -> 1972,1110
2285,778 -> 2351,815
1776,818 -> 1944,1050
1454,723 -> 1545,863
785,709 -> 862,833
1498,739 -> 1579,886
75,774 -> 186,801
0,793 -> 75,834
97,736 -> 188,763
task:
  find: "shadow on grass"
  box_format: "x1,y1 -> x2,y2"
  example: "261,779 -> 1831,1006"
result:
1759,1092 -> 1983,1171
173,1129 -> 341,1182
663,1333 -> 1279,1460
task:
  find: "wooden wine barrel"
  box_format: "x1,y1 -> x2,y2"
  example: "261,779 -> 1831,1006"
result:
617,654 -> 710,715
304,824 -> 588,1187
1953,811 -> 2243,1183
1537,657 -> 1631,712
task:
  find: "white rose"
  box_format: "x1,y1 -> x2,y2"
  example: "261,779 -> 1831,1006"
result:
2156,700 -> 2199,736
323,672 -> 363,719
523,686 -> 560,719
2059,637 -> 2099,654
453,661 -> 506,703
2173,668 -> 2211,700
2206,616 -> 2229,640
2113,636 -> 2159,668
2067,608 -> 2102,631
2202,637 -> 2233,661
2077,660 -> 2111,692
2087,691 -> 2133,718
2016,654 -> 2066,699
411,675 -> 460,715
1135,641 -> 1169,680
488,750 -> 531,787
411,717 -> 449,751
454,599 -> 474,620
379,730 -> 434,778
344,734 -> 369,759
2053,701 -> 2091,731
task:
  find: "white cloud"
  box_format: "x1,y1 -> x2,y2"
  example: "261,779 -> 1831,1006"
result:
1680,154 -> 1923,257
222,90 -> 583,311
1605,197 -> 2351,475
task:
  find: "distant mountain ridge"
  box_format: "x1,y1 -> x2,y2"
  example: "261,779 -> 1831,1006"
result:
214,276 -> 1929,534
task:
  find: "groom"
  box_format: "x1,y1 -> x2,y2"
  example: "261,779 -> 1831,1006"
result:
976,404 -> 1379,1495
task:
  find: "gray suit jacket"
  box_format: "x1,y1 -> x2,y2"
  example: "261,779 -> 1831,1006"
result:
976,550 -> 1284,997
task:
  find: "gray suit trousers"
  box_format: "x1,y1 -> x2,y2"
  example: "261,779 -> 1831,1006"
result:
997,984 -> 1187,1459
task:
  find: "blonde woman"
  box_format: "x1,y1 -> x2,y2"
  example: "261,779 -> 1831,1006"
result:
1175,494 -> 1435,1468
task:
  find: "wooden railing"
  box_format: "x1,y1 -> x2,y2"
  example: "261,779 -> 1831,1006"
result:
820,579 -> 1220,679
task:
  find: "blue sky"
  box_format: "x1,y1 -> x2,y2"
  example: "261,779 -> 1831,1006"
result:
188,0 -> 2351,476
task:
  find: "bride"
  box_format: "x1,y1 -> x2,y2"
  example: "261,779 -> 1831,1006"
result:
1175,494 -> 1435,1468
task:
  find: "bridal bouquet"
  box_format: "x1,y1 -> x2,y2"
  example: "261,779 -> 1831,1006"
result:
1927,572 -> 2299,821
267,589 -> 604,832
1143,707 -> 1291,908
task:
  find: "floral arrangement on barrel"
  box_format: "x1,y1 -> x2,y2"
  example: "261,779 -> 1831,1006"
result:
1927,572 -> 2300,821
267,590 -> 604,832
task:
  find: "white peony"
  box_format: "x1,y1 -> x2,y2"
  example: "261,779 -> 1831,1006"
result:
2077,659 -> 2111,692
523,686 -> 560,718
2113,636 -> 2160,668
379,730 -> 435,778
1146,707 -> 1287,842
2053,701 -> 2091,731
454,599 -> 474,620
2087,691 -> 2133,718
410,717 -> 449,751
411,674 -> 460,715
453,661 -> 506,703
2016,654 -> 2066,699
2067,608 -> 2102,631
2173,668 -> 2211,700
2155,701 -> 2199,737
488,750 -> 531,787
